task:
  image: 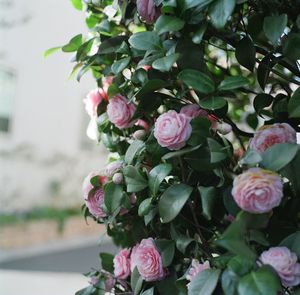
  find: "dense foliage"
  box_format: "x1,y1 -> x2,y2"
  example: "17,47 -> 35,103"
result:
52,0 -> 300,294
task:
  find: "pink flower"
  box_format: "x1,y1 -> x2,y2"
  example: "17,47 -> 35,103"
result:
107,94 -> 136,129
180,104 -> 208,119
135,119 -> 150,131
89,276 -> 99,286
258,247 -> 300,287
104,274 -> 115,291
102,76 -> 113,93
136,0 -> 160,24
154,110 -> 192,150
186,259 -> 210,282
130,238 -> 165,282
82,171 -> 107,218
113,249 -> 131,280
249,123 -> 297,153
232,168 -> 283,214
84,88 -> 107,118
106,161 -> 123,177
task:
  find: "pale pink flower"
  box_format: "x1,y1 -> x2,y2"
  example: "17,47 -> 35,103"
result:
84,88 -> 107,118
104,275 -> 115,291
106,161 -> 123,177
113,249 -> 131,280
82,171 -> 99,200
186,259 -> 210,286
136,0 -> 160,24
258,247 -> 300,287
232,168 -> 283,214
130,238 -> 165,282
249,123 -> 297,153
107,94 -> 136,129
154,110 -> 192,150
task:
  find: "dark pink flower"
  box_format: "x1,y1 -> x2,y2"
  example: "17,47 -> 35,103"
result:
136,0 -> 160,24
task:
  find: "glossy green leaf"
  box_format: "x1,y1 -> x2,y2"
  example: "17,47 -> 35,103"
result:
138,198 -> 152,217
131,267 -> 143,295
159,184 -> 193,223
125,140 -> 145,165
283,33 -> 300,61
99,252 -> 114,272
123,166 -> 148,192
188,269 -> 221,295
199,97 -> 227,110
141,288 -> 154,295
129,31 -> 161,51
104,182 -> 124,214
70,0 -> 83,10
162,144 -> 202,160
62,34 -> 83,52
152,53 -> 180,72
111,57 -> 131,74
155,239 -> 175,267
288,88 -> 300,118
98,36 -> 127,54
218,76 -> 249,91
198,186 -> 217,220
178,69 -> 215,94
208,138 -> 228,163
208,0 -> 236,29
280,232 -> 300,259
44,47 -> 61,58
263,14 -> 287,45
148,163 -> 172,196
237,266 -> 281,295
261,143 -> 299,171
155,15 -> 185,35
235,36 -> 256,71
253,93 -> 273,115
135,79 -> 167,99
192,23 -> 208,44
188,118 -> 211,146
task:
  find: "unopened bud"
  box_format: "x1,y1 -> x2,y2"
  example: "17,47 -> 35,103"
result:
133,130 -> 147,140
216,122 -> 232,135
112,173 -> 123,184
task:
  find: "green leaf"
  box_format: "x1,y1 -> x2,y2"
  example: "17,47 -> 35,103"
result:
152,53 -> 180,72
135,79 -> 167,99
228,255 -> 255,276
257,55 -> 276,90
44,47 -> 61,58
141,288 -> 154,295
62,34 -> 83,52
182,0 -> 214,10
178,69 -> 215,94
70,0 -> 83,10
280,231 -> 300,259
129,31 -> 161,51
208,138 -> 228,163
99,252 -> 114,272
98,36 -> 127,54
111,57 -> 131,74
188,269 -> 221,295
159,184 -> 193,223
261,143 -> 299,171
198,186 -> 217,220
263,14 -> 287,45
138,198 -> 152,217
155,239 -> 175,267
188,118 -> 211,146
170,225 -> 194,253
237,266 -> 281,295
148,163 -> 172,196
239,149 -> 262,166
235,36 -> 256,71
218,76 -> 249,91
162,144 -> 202,160
131,267 -> 143,295
221,269 -> 239,295
155,15 -> 185,35
288,88 -> 300,118
208,0 -> 236,29
199,97 -> 227,110
123,165 -> 148,192
104,182 -> 124,214
283,33 -> 300,61
253,93 -> 273,115
192,23 -> 208,44
125,140 -> 145,165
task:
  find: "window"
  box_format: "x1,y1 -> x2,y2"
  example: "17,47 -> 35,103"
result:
0,67 -> 16,133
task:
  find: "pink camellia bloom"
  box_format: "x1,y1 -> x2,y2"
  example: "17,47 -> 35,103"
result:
186,259 -> 210,283
107,94 -> 136,129
258,247 -> 300,287
154,110 -> 192,150
113,248 -> 131,280
84,88 -> 108,118
232,168 -> 283,214
180,104 -> 208,119
104,274 -> 115,292
249,123 -> 297,153
82,171 -> 107,218
130,238 -> 165,282
136,0 -> 160,24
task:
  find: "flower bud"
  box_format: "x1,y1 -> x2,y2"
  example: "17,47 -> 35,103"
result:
112,172 -> 123,184
133,129 -> 147,140
136,0 -> 160,24
216,122 -> 232,135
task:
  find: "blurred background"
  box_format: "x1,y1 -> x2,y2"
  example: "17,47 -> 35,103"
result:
0,0 -> 113,294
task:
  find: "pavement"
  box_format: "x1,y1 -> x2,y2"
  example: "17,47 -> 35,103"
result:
0,236 -> 118,295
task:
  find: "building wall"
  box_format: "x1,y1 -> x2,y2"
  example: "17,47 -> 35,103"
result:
0,0 -> 107,212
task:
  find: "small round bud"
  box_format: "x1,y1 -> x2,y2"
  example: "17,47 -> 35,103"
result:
133,130 -> 147,140
112,173 -> 123,184
216,122 -> 232,135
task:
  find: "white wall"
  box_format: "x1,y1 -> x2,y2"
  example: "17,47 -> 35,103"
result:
0,0 -> 107,212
